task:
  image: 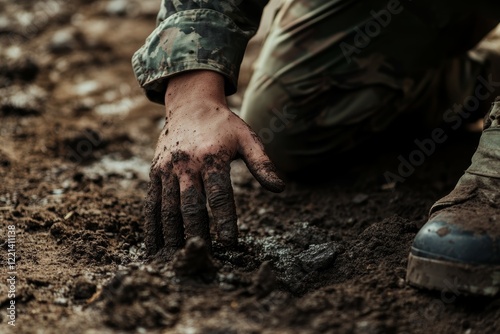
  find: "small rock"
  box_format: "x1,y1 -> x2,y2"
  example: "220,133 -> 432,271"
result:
73,277 -> 97,300
49,28 -> 83,53
238,221 -> 249,232
73,80 -> 100,96
381,182 -> 396,191
54,297 -> 68,306
297,242 -> 340,272
220,282 -> 236,291
52,189 -> 64,195
106,0 -> 128,16
352,193 -> 369,204
0,85 -> 46,116
250,261 -> 276,298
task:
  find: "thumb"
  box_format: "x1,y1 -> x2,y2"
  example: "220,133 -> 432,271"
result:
238,127 -> 285,193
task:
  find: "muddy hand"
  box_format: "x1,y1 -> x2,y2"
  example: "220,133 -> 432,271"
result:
144,71 -> 285,259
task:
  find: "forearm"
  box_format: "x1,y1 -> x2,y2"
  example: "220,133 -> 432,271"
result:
133,0 -> 268,104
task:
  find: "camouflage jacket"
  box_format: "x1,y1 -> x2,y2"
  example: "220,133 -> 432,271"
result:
132,0 -> 268,104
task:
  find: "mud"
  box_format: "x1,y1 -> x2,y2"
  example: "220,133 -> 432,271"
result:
1,1 -> 500,333
429,171 -> 500,237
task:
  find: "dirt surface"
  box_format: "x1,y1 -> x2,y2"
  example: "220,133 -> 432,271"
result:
1,1 -> 500,333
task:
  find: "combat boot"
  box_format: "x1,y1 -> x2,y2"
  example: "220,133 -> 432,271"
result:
406,100 -> 500,296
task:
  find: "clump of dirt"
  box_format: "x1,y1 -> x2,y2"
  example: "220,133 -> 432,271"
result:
99,266 -> 180,330
1,1 -> 500,334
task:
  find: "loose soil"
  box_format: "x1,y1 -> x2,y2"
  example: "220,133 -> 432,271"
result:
1,1 -> 500,333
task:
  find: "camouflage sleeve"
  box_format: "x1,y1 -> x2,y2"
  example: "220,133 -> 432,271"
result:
132,0 -> 268,104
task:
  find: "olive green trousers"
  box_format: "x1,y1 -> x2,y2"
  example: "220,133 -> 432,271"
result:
241,0 -> 500,173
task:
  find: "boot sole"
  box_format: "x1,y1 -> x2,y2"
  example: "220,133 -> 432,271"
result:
406,253 -> 500,296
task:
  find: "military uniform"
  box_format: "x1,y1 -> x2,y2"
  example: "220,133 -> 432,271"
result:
133,0 -> 500,171
133,0 -> 500,295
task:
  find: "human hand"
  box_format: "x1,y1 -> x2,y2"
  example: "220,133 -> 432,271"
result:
144,71 -> 285,260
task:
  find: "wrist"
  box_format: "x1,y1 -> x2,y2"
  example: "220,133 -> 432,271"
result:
165,70 -> 227,107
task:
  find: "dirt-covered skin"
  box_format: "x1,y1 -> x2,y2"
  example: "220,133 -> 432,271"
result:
145,71 -> 285,260
1,1 -> 500,334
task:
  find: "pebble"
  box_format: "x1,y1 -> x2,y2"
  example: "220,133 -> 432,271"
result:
238,222 -> 249,232
297,241 -> 340,272
250,261 -> 276,297
73,80 -> 100,96
219,282 -> 236,291
54,297 -> 68,306
105,0 -> 128,16
0,85 -> 46,115
352,193 -> 369,204
49,28 -> 82,53
52,189 -> 64,195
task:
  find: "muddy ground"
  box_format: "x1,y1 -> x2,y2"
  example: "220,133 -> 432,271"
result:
1,1 -> 500,333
